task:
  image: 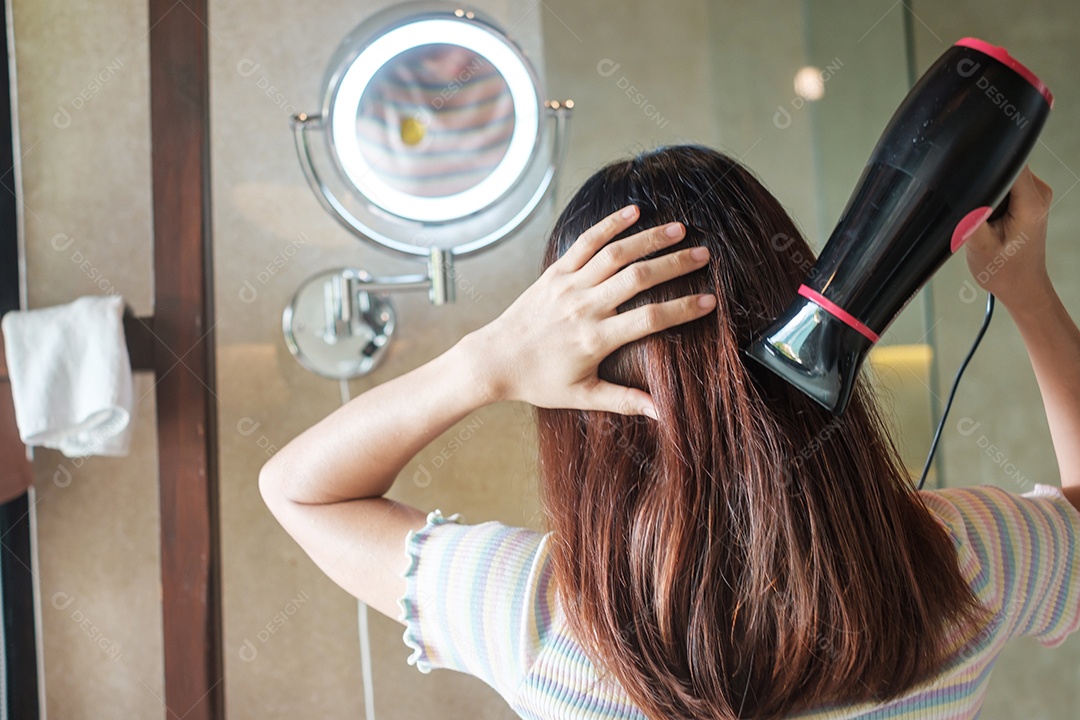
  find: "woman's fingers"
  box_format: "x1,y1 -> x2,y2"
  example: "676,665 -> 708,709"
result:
578,221 -> 687,285
581,379 -> 658,419
970,165 -> 1053,250
599,293 -> 717,350
1008,165 -> 1054,222
557,204 -> 641,272
596,245 -> 711,309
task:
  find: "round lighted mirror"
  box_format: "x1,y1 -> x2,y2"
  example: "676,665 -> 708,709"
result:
293,2 -> 570,258
338,24 -> 537,222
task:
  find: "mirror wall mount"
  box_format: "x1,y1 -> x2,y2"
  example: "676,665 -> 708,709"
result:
283,267 -> 397,381
286,3 -> 570,378
283,249 -> 456,380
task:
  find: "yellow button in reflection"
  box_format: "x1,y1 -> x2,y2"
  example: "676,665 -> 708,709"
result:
400,116 -> 426,146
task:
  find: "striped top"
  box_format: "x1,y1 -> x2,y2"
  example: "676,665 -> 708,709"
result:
396,483 -> 1080,718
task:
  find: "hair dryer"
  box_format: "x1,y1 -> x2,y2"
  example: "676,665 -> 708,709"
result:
743,37 -> 1053,415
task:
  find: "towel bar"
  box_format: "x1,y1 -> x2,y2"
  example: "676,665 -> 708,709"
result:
121,313 -> 155,372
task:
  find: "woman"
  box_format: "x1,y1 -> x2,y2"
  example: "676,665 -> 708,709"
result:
260,145 -> 1080,718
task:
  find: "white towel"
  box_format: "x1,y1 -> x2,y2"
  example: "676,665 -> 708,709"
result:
1,295 -> 134,457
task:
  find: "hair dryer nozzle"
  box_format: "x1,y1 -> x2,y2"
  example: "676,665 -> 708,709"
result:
743,296 -> 874,415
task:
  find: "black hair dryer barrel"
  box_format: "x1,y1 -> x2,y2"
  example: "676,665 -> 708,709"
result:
742,37 -> 1053,415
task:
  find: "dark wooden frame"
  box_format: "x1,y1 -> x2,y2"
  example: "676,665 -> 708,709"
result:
147,0 -> 224,718
0,496 -> 38,720
1,0 -> 39,712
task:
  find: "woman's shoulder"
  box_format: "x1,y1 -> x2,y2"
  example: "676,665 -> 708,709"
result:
918,482 -> 1079,544
918,482 -> 1080,647
916,482 -> 1078,574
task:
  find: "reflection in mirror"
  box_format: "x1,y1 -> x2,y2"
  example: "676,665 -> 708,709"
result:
355,43 -> 515,197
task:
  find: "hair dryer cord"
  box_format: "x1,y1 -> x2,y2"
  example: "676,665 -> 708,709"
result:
916,292 -> 995,490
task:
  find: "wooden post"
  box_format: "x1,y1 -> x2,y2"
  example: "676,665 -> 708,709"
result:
147,0 -> 224,717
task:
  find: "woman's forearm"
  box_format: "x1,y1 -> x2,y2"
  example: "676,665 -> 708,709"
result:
1007,285 -> 1080,491
259,332 -> 498,504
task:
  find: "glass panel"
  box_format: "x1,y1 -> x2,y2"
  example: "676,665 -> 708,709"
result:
212,1 -> 1080,719
802,0 -> 943,486
910,2 -> 1080,716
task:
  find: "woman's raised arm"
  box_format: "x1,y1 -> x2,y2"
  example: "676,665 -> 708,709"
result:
964,166 -> 1080,512
257,203 -> 716,618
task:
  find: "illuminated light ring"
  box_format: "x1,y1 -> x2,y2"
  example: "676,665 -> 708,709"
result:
329,18 -> 540,223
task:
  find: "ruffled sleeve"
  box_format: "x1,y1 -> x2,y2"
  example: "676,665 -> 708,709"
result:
395,508 -> 558,704
397,508 -> 463,674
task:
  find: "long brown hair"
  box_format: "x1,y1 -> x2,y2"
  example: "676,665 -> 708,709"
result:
536,145 -> 989,718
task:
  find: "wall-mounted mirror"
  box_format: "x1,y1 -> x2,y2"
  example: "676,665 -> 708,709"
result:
287,2 -> 571,377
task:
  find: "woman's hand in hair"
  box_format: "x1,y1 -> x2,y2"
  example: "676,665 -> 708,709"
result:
465,204 -> 716,418
964,164 -> 1055,313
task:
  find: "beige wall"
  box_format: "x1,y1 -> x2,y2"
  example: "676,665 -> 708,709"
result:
13,0 -> 1080,717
